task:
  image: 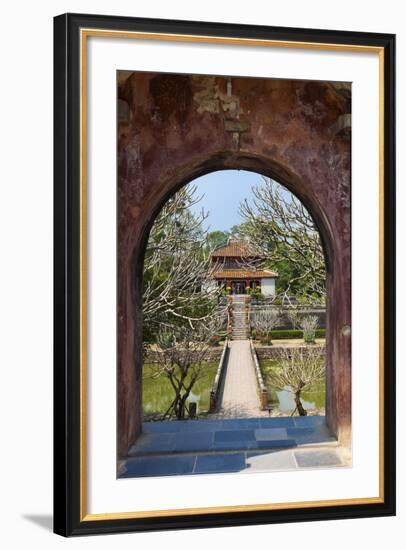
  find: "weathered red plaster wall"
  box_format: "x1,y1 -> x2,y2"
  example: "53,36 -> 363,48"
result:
117,72 -> 351,457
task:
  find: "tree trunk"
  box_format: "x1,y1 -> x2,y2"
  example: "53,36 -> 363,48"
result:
176,395 -> 188,420
294,390 -> 307,416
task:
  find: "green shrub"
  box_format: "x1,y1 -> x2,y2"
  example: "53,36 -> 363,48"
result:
260,329 -> 326,340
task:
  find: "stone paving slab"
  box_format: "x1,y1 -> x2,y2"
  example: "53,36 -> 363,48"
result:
259,417 -> 296,428
120,447 -> 344,478
122,455 -> 196,478
132,416 -> 333,456
214,429 -> 256,443
143,419 -> 219,433
245,450 -> 297,471
220,418 -> 262,430
286,427 -> 314,438
130,432 -> 177,454
294,449 -> 343,468
287,426 -> 336,446
255,428 -> 288,440
174,431 -> 214,452
254,439 -> 297,450
292,415 -> 326,428
194,453 -> 246,474
142,415 -> 316,434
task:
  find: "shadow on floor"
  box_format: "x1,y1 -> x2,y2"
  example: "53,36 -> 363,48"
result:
22,514 -> 53,532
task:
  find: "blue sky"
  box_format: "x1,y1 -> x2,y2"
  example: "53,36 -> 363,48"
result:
189,170 -> 263,232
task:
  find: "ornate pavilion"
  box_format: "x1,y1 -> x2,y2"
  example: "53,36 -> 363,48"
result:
210,238 -> 278,296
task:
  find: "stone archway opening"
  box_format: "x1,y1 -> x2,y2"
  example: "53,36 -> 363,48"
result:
140,168 -> 329,425
117,73 -> 351,459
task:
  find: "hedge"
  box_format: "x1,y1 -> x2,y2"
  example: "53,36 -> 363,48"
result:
255,329 -> 326,340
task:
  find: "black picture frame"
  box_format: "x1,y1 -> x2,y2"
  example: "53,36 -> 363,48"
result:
54,12 -> 396,536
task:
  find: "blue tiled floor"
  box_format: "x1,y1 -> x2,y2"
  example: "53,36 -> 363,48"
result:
214,429 -> 256,443
259,417 -> 296,428
122,455 -> 196,477
194,453 -> 246,474
254,439 -> 297,449
131,416 -> 333,456
174,431 -> 214,452
134,432 -> 177,453
122,416 -> 342,478
292,415 -> 326,428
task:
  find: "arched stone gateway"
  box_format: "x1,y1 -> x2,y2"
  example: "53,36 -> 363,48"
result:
117,72 -> 351,457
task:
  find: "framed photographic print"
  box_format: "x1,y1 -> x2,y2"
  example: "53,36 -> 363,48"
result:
53,13 -> 396,536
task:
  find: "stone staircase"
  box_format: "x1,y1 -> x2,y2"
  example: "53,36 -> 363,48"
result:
230,295 -> 250,340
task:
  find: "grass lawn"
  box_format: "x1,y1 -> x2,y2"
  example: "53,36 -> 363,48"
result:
142,362 -> 218,419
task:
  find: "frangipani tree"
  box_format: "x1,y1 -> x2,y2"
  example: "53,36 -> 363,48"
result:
143,184 -> 222,341
269,347 -> 325,416
300,315 -> 319,344
252,309 -> 280,344
150,310 -> 227,420
239,177 -> 326,303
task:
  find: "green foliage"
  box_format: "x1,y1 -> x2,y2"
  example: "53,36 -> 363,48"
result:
238,178 -> 326,301
253,328 -> 325,340
257,329 -> 326,340
143,184 -> 221,343
251,290 -> 264,301
206,230 -> 230,251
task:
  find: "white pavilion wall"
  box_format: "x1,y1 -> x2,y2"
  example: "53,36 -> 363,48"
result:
261,278 -> 276,296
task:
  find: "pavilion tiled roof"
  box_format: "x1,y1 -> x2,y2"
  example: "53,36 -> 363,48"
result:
211,239 -> 260,258
212,269 -> 278,279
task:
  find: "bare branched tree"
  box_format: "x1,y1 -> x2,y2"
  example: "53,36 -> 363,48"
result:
150,311 -> 227,419
143,184 -> 222,339
239,177 -> 326,302
252,309 -> 280,343
286,306 -> 301,330
300,315 -> 319,343
269,347 -> 325,416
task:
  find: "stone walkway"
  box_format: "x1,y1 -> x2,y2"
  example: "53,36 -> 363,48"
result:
215,339 -> 267,418
120,416 -> 343,478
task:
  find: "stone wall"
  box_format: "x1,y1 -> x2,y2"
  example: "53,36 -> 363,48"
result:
255,345 -> 325,361
144,347 -> 223,364
117,72 -> 351,456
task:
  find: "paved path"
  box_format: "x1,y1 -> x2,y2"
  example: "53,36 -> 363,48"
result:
122,416 -> 340,478
216,339 -> 267,418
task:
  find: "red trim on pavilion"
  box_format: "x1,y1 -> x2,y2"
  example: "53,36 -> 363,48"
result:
209,239 -> 278,295
212,269 -> 277,279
